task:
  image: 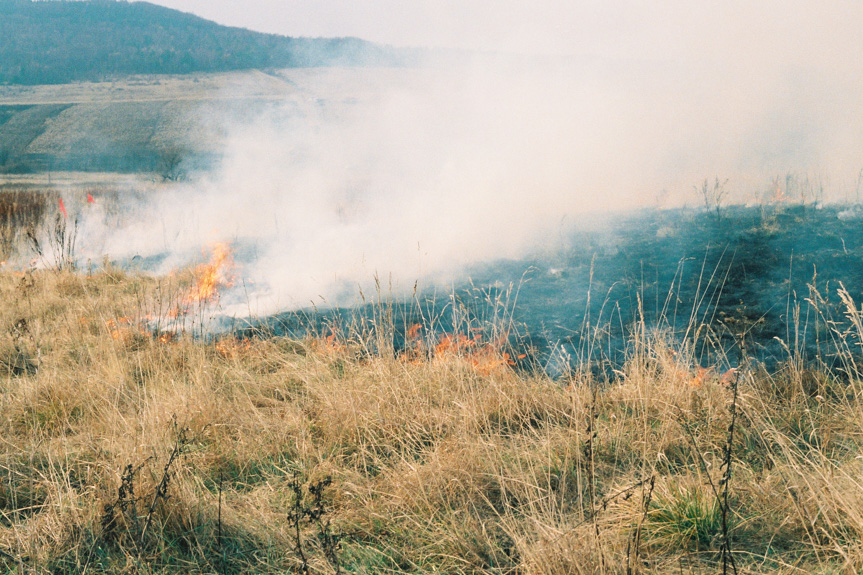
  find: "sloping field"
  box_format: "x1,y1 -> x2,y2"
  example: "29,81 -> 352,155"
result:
0,104 -> 32,125
0,67 -> 433,176
0,70 -> 307,105
30,101 -> 163,155
0,104 -> 70,170
0,69 -> 350,175
0,68 -> 423,176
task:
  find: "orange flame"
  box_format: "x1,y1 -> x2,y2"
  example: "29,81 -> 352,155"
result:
431,331 -> 523,375
398,324 -> 427,364
770,178 -> 789,204
105,315 -> 179,345
324,329 -> 342,351
686,366 -> 739,388
406,323 -> 423,340
719,367 -> 738,386
215,337 -> 253,358
399,324 -> 526,374
434,333 -> 480,355
309,328 -> 347,354
690,366 -> 710,388
106,316 -> 149,343
186,243 -> 234,304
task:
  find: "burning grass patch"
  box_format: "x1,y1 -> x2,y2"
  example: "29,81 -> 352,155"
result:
3,246 -> 863,571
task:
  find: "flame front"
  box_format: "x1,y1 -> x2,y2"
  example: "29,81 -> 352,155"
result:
401,325 -> 526,375
186,242 -> 234,304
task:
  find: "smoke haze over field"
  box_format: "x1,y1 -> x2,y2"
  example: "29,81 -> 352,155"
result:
143,1 -> 863,64
83,2 -> 863,312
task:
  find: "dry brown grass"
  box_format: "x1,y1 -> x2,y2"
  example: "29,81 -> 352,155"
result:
0,187 -> 56,262
0,261 -> 863,572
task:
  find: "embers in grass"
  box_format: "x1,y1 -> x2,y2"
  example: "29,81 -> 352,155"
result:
399,323 -> 528,375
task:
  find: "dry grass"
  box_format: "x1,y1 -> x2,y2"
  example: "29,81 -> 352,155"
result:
0,263 -> 861,574
0,187 -> 55,262
1,188 -> 863,572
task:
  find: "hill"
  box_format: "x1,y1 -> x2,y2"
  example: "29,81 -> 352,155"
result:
0,0 -> 415,85
0,68 -> 416,175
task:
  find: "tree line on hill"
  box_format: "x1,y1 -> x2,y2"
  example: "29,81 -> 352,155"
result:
0,0 -> 416,85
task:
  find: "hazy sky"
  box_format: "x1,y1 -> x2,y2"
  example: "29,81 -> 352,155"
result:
141,1 -> 863,65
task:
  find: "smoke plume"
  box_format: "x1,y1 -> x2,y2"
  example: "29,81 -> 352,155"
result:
80,43 -> 863,314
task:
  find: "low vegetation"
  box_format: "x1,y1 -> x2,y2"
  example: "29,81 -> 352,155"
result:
4,188 -> 863,573
0,186 -> 54,262
0,99 -> 209,175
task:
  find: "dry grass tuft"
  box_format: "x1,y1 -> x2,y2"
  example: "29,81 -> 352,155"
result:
0,187 -> 55,261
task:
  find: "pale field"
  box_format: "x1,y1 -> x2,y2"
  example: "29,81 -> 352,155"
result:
0,68 -> 431,169
0,68 -> 428,106
0,171 -> 162,188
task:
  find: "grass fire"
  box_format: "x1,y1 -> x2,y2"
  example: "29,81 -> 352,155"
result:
4,185 -> 863,573
184,242 -> 234,305
1,2 -> 863,570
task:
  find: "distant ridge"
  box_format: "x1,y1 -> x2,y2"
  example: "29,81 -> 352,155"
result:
0,0 -> 417,85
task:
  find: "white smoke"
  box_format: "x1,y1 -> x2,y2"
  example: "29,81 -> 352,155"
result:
79,46 -> 863,315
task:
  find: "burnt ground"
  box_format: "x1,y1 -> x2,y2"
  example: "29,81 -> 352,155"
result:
259,204 -> 863,375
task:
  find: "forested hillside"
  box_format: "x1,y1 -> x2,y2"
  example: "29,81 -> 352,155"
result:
0,0 -> 413,85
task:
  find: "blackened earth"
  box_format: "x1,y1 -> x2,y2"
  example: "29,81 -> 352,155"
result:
256,204 -> 863,376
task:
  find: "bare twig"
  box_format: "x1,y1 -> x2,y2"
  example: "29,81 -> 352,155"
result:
719,369 -> 741,575
140,421 -> 191,545
627,475 -> 656,575
218,471 -> 226,575
586,386 -> 607,572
